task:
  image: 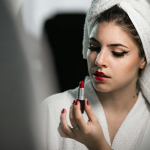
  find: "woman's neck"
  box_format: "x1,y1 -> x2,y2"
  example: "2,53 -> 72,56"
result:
95,84 -> 138,114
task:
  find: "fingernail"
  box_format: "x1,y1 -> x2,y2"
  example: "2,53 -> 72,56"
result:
62,109 -> 66,113
87,99 -> 89,105
75,100 -> 79,105
73,100 -> 75,104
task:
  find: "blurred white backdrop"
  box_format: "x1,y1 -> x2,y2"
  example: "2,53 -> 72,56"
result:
22,0 -> 92,38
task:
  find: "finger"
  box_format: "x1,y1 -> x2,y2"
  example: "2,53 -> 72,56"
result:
69,100 -> 78,127
84,99 -> 98,123
74,100 -> 89,131
58,122 -> 70,138
60,108 -> 73,138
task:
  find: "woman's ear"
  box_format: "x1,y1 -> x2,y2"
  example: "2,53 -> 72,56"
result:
139,57 -> 146,69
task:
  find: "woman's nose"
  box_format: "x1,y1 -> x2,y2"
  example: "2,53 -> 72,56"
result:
95,49 -> 108,68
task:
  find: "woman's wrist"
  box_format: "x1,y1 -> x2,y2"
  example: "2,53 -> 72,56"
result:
87,135 -> 111,150
87,141 -> 112,150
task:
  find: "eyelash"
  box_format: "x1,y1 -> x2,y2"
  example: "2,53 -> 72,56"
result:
88,44 -> 128,58
111,51 -> 128,58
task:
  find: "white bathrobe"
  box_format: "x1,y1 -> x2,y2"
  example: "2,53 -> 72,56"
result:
40,76 -> 150,150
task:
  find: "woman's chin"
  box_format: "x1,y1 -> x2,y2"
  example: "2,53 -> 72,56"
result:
92,82 -> 112,93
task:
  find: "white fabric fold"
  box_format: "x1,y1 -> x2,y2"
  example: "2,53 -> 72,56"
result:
111,92 -> 150,150
82,0 -> 150,103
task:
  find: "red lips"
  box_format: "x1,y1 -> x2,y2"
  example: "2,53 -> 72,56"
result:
93,71 -> 110,81
94,71 -> 109,78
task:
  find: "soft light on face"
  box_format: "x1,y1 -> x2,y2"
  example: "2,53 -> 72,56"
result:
87,22 -> 145,93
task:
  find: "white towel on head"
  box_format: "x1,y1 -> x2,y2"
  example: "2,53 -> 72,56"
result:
82,0 -> 150,103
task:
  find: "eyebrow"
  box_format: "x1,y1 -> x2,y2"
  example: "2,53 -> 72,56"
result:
89,37 -> 128,48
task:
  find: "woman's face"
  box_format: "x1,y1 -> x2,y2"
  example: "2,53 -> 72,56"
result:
87,22 -> 146,93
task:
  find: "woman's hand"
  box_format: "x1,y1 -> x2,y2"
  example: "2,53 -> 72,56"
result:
58,99 -> 111,150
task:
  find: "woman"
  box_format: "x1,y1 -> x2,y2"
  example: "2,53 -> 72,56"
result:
41,0 -> 150,150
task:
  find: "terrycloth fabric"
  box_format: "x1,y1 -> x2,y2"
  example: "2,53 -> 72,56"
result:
82,0 -> 150,103
40,76 -> 150,150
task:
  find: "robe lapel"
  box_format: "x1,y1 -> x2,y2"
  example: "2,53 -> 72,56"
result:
85,79 -> 150,150
112,92 -> 150,150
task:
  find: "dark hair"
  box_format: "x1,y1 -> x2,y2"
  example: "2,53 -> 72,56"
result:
93,4 -> 145,58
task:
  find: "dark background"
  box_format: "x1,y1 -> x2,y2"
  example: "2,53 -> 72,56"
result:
44,14 -> 89,92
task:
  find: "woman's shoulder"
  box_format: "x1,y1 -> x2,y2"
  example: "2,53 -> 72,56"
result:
41,76 -> 91,104
40,76 -> 92,111
40,86 -> 78,110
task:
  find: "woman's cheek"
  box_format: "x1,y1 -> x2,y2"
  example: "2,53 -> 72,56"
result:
114,60 -> 139,87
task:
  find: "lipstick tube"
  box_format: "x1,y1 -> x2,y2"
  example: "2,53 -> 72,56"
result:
77,81 -> 85,114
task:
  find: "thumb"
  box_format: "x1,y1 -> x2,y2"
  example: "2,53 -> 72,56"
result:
84,99 -> 98,123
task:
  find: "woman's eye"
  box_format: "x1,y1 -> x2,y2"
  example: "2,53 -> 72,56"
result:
111,51 -> 129,58
88,43 -> 100,52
